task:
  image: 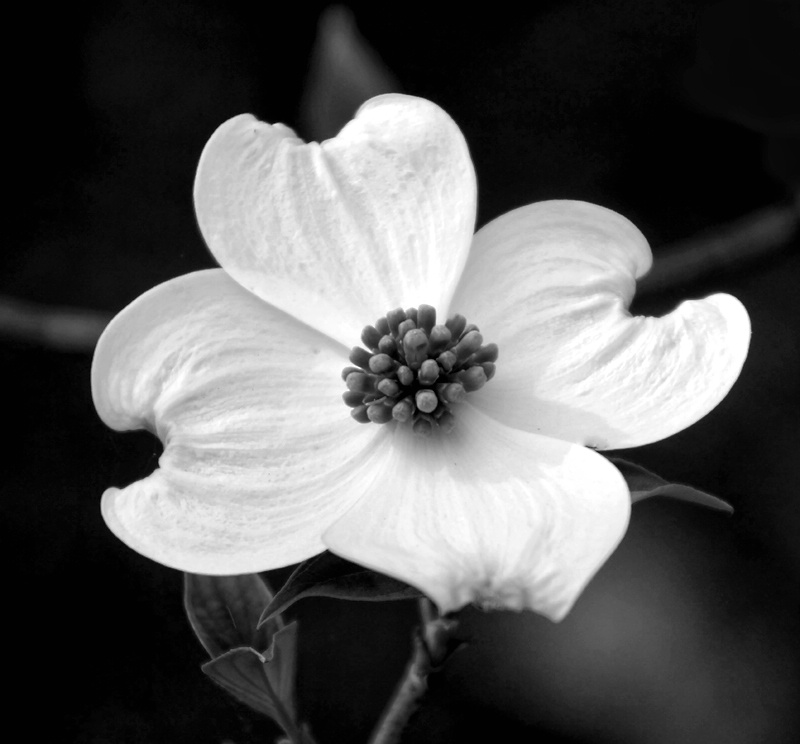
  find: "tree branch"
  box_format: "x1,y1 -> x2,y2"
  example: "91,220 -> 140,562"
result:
637,199 -> 799,296
3,199 -> 797,352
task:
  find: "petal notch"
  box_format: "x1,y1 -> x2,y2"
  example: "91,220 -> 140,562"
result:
452,201 -> 751,449
92,270 -> 387,573
194,94 -> 477,347
323,405 -> 630,621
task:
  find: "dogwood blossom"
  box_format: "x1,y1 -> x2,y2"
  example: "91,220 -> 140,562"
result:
92,95 -> 750,621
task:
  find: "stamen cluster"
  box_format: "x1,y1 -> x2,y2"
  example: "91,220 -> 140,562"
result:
342,304 -> 498,436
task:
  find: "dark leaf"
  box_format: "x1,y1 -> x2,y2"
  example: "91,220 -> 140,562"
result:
261,621 -> 298,714
261,551 -> 422,624
202,622 -> 299,732
185,573 -> 281,659
610,458 -> 733,513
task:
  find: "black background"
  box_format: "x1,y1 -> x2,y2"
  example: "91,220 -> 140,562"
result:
3,1 -> 799,742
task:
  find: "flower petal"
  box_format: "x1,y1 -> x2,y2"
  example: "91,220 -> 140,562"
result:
194,94 -> 477,347
92,269 -> 389,574
451,201 -> 750,449
323,405 -> 630,621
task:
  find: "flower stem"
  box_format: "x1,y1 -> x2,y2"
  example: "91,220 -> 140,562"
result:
368,599 -> 462,744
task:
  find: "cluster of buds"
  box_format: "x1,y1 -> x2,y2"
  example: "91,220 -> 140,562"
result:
341,304 -> 498,436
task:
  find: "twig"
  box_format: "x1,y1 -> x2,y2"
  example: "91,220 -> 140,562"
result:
2,199 -> 797,353
368,599 -> 462,744
638,199 -> 799,296
0,295 -> 110,352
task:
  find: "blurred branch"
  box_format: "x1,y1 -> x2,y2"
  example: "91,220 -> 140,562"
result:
2,199 -> 797,353
638,198 -> 799,296
0,295 -> 109,352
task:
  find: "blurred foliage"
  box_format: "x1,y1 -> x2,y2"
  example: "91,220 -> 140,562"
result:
685,0 -> 800,187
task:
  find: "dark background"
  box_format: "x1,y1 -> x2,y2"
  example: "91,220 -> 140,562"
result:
3,1 -> 799,742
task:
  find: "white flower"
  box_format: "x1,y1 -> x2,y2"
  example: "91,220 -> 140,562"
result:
92,95 -> 750,621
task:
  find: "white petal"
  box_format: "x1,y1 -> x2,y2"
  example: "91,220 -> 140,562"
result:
451,201 -> 750,449
92,270 -> 389,574
194,94 -> 477,347
323,405 -> 630,621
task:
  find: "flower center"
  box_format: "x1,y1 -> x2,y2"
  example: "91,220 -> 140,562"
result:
341,304 -> 498,436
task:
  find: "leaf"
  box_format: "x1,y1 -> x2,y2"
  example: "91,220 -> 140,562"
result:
610,458 -> 733,513
184,573 -> 282,658
202,623 -> 299,731
188,581 -> 308,740
261,622 -> 299,715
261,551 -> 423,624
